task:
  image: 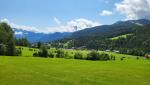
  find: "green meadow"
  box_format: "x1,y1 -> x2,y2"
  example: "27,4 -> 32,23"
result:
111,34 -> 132,40
0,47 -> 150,85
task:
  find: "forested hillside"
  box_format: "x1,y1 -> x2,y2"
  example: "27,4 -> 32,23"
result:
71,19 -> 150,38
110,25 -> 150,55
52,19 -> 150,56
66,25 -> 150,56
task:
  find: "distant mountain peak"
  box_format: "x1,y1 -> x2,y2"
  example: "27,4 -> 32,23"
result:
113,19 -> 150,26
71,19 -> 150,38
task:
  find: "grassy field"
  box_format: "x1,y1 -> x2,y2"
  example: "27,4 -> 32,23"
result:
0,47 -> 150,85
16,46 -> 39,57
0,56 -> 150,85
18,47 -> 142,60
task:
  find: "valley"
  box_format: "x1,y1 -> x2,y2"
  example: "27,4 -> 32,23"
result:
0,11 -> 150,85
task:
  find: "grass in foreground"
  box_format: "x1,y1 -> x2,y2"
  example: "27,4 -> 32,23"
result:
0,56 -> 150,85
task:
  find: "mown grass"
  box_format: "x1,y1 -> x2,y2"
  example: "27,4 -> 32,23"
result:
16,46 -> 39,57
1,47 -> 148,85
0,56 -> 150,85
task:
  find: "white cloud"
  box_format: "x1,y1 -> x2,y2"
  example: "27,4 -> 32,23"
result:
14,31 -> 23,35
0,18 -> 40,33
67,18 -> 101,31
44,18 -> 101,33
54,17 -> 61,25
100,10 -> 113,16
115,0 -> 150,20
0,18 -> 101,34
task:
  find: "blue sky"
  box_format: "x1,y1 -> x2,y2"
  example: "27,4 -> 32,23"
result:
0,0 -> 150,33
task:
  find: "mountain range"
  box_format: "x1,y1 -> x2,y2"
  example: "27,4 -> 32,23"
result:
71,19 -> 150,38
14,28 -> 72,42
14,19 -> 150,42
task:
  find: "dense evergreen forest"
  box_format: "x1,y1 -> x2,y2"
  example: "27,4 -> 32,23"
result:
0,22 -> 21,56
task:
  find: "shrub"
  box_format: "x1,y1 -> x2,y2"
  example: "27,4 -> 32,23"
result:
38,46 -> 48,58
86,51 -> 100,60
86,51 -> 111,61
48,52 -> 54,58
33,52 -> 39,57
64,52 -> 72,59
15,48 -> 22,56
18,47 -> 22,50
56,49 -> 64,58
127,49 -> 145,56
110,54 -> 116,61
74,52 -> 83,59
136,57 -> 139,60
100,53 -> 110,61
121,57 -> 126,61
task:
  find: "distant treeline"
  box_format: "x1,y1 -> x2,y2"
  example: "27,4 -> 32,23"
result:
33,46 -> 115,61
15,38 -> 30,47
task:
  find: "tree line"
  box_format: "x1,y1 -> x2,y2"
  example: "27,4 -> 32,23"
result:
33,44 -> 115,61
15,38 -> 30,47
